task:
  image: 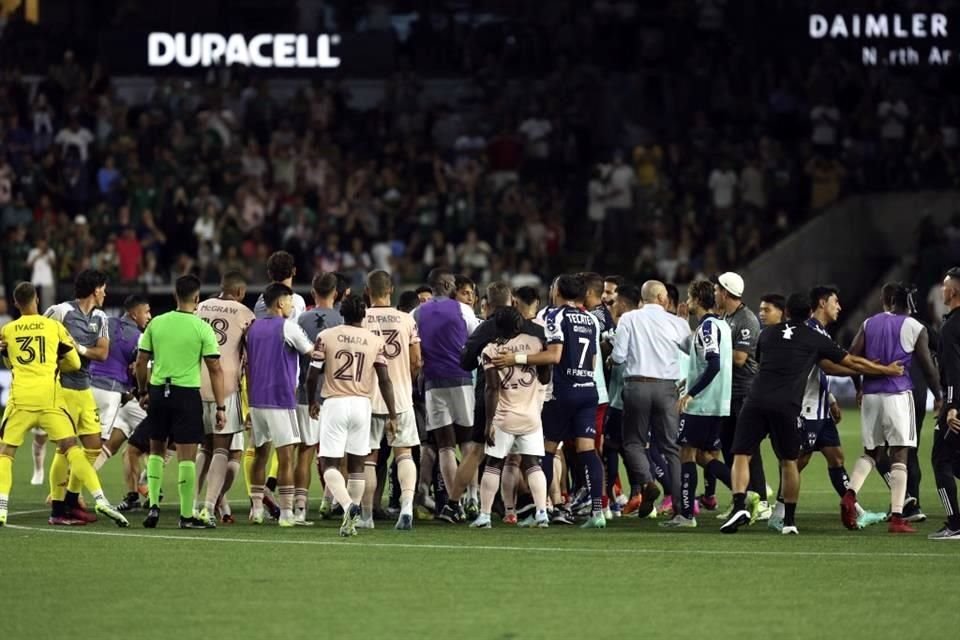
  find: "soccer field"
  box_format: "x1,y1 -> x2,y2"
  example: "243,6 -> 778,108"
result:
3,411 -> 958,640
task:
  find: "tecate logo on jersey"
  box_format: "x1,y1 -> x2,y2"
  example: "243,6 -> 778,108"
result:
147,33 -> 342,69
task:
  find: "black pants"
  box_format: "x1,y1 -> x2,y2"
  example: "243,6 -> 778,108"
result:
720,397 -> 768,498
909,382 -> 927,504
931,416 -> 960,524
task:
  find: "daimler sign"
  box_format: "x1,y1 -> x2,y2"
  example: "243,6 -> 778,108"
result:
147,32 -> 342,68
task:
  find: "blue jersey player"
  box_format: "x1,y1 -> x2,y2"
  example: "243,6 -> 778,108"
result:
491,274 -> 607,528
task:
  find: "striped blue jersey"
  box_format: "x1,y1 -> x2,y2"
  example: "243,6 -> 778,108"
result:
801,317 -> 831,420
541,305 -> 598,401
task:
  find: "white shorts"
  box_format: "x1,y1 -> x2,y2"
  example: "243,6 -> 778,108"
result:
425,385 -> 475,430
113,399 -> 147,439
250,408 -> 301,449
319,396 -> 372,458
371,411 -> 420,449
92,387 -> 122,437
295,404 -> 321,447
202,392 -> 244,436
485,425 -> 545,460
230,431 -> 244,451
860,391 -> 917,449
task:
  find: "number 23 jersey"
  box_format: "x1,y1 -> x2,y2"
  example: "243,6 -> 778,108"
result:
197,298 -> 255,401
481,333 -> 546,435
311,325 -> 387,400
1,315 -> 76,410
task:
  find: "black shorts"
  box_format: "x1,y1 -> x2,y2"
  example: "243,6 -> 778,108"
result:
144,385 -> 203,445
542,394 -> 598,443
678,413 -> 723,451
801,418 -> 842,453
732,403 -> 804,461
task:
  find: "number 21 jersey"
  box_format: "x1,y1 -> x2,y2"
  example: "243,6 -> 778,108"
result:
311,325 -> 387,400
197,298 -> 255,401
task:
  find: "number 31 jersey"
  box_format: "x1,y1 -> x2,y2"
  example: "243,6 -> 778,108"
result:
1,315 -> 76,410
540,305 -> 598,402
363,306 -> 419,414
197,298 -> 255,401
311,325 -> 387,400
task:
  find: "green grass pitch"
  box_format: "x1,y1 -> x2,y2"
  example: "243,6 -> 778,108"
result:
3,410 -> 959,640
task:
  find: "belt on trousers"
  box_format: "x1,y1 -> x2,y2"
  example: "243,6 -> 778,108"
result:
624,376 -> 673,383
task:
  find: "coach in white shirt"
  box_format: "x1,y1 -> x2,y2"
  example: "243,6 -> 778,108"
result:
611,280 -> 691,517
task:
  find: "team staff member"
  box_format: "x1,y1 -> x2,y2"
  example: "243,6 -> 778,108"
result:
720,293 -> 904,536
930,268 -> 960,540
135,275 -> 226,530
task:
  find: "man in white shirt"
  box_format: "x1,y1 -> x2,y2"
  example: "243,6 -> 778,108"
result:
708,160 -> 737,212
27,237 -> 57,312
611,280 -> 691,518
54,118 -> 95,163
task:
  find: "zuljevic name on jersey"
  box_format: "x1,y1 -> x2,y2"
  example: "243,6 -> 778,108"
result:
541,306 -> 598,389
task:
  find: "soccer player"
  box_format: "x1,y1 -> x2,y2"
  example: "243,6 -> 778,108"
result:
495,274 -> 606,528
758,294 -> 785,327
769,287 -> 885,531
245,283 -> 316,527
136,275 -> 226,529
415,286 -> 433,305
45,269 -> 112,524
471,307 -> 551,529
413,268 -> 480,523
362,270 -> 422,530
603,284 -> 640,511
844,282 -> 941,534
930,268 -> 960,539
581,272 -> 612,513
662,280 -> 732,528
452,273 -> 481,513
720,293 -> 904,535
0,283 -> 128,527
602,276 -> 624,308
295,272 -> 344,524
710,272 -> 770,520
194,271 -> 254,527
91,295 -> 151,472
454,275 -> 478,309
307,294 -> 398,537
254,250 -> 306,320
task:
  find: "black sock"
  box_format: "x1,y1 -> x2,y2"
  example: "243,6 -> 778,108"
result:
125,491 -> 139,501
705,459 -> 732,489
681,462 -> 698,518
265,477 -> 278,492
703,469 -> 717,498
784,502 -> 797,527
828,466 -> 850,498
542,452 -> 555,501
733,492 -> 746,512
581,450 -> 604,514
748,451 -> 767,499
64,491 -> 80,508
51,500 -> 65,517
604,446 -> 620,500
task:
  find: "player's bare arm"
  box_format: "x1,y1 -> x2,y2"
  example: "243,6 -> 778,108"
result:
484,368 -> 500,446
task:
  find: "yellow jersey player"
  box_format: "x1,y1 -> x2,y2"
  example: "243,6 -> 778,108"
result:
0,283 -> 128,527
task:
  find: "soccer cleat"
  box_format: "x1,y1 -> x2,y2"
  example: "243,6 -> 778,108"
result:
603,507 -> 614,520
716,502 -> 734,520
249,508 -> 264,525
856,511 -> 887,529
840,490 -> 859,530
221,514 -> 236,525
768,515 -> 784,532
551,507 -> 576,525
49,515 -> 86,526
437,504 -> 464,524
580,514 -> 607,529
888,515 -> 917,534
142,506 -> 160,529
756,501 -> 773,522
781,525 -> 799,535
414,505 -> 434,521
697,494 -> 718,511
31,469 -> 44,486
330,503 -> 344,517
747,492 -> 762,524
95,502 -> 130,528
356,517 -> 375,530
318,498 -> 332,520
903,501 -> 927,523
198,508 -> 218,529
622,494 -> 643,516
535,513 -> 550,528
278,516 -> 296,528
395,514 -> 413,530
569,487 -> 589,512
658,496 -> 674,519
294,511 -> 315,527
116,492 -> 142,512
263,494 -> 281,520
465,499 -> 480,521
339,504 -> 361,537
720,509 -> 751,534
70,506 -> 98,524
659,514 -> 697,528
928,523 -> 960,540
470,514 -> 492,528
503,513 -> 518,525
178,516 -> 210,529
610,502 -> 622,518
637,483 -> 661,519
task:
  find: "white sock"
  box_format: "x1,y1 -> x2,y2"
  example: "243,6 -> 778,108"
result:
93,446 -> 112,471
773,500 -> 785,520
396,454 -> 417,516
322,468 -> 352,510
346,473 -> 365,507
847,456 -> 875,494
361,462 -> 377,521
890,462 -> 908,515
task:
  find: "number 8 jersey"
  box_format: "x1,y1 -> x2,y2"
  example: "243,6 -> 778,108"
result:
197,297 -> 255,402
539,305 -> 598,402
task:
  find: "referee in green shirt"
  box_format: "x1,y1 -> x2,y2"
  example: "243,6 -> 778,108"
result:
135,275 -> 225,529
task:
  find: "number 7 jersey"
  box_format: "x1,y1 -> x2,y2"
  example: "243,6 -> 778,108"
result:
1,315 -> 77,410
363,306 -> 419,414
311,324 -> 388,400
539,305 -> 598,401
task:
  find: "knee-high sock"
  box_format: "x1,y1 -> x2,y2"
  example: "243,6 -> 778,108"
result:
346,472 -> 365,506
65,447 -> 106,504
705,459 -> 732,489
147,454 -> 164,507
278,485 -> 295,518
93,446 -> 112,471
194,449 -> 209,504
0,454 -> 14,510
66,448 -> 100,494
322,468 -> 352,510
437,447 -> 458,501
681,461 -> 698,518
889,462 -> 908,516
49,450 -> 69,503
361,461 -> 378,520
479,466 -> 500,515
267,451 -> 279,484
396,454 -> 417,516
542,452 -> 555,501
581,449 -> 604,516
827,466 -> 850,498
502,461 -> 520,512
242,447 -> 255,496
525,464 -> 548,512
223,459 -> 240,500
178,460 -> 196,518
204,449 -> 229,513
703,468 -> 717,498
848,455 -> 876,494
32,438 -> 47,476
